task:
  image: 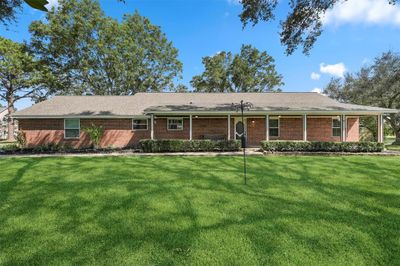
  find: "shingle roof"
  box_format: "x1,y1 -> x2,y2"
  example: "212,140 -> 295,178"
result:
12,92 -> 398,118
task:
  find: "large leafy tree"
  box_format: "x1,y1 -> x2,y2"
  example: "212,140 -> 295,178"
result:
0,0 -> 49,26
191,51 -> 233,92
239,0 -> 399,55
0,37 -> 44,140
191,45 -> 283,92
324,51 -> 400,142
29,0 -> 182,97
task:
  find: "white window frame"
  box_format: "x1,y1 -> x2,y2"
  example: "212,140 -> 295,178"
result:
269,117 -> 280,137
64,118 -> 80,139
132,119 -> 148,131
332,117 -> 341,137
167,118 -> 184,131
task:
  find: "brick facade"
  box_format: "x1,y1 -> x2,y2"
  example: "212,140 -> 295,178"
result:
246,116 -> 359,146
247,118 -> 266,146
346,117 -> 359,142
19,119 -> 150,148
307,117 -> 341,142
18,116 -> 360,148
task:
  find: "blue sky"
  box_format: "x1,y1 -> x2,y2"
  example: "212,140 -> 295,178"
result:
1,0 -> 400,110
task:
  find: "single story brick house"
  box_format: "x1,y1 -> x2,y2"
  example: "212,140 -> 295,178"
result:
12,92 -> 398,148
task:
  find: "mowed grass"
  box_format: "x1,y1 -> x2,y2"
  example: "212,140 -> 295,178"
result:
1,156 -> 400,265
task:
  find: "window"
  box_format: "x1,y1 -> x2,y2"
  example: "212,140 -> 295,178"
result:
133,119 -> 148,130
332,117 -> 341,137
64,119 -> 80,139
167,118 -> 183,131
269,118 -> 279,137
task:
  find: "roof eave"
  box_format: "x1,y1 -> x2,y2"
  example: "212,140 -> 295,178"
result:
148,110 -> 399,116
12,109 -> 399,119
12,114 -> 149,119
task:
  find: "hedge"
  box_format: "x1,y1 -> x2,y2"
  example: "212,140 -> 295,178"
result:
0,143 -> 125,155
261,141 -> 385,153
139,139 -> 241,153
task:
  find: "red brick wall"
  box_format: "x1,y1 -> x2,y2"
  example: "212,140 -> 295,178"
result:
247,118 -> 266,146
192,118 -> 228,139
274,118 -> 303,141
19,119 -> 150,148
346,117 -> 359,142
18,116 -> 360,148
307,117 -> 341,142
153,118 -> 189,139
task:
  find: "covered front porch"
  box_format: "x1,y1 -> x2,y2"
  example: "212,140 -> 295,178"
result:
147,113 -> 385,147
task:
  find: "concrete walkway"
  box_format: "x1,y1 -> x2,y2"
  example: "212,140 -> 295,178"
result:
1,149 -> 399,158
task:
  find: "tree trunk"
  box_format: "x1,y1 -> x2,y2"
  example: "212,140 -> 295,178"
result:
6,95 -> 15,141
396,130 -> 400,143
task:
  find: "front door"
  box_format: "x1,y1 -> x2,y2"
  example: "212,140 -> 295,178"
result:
235,118 -> 247,147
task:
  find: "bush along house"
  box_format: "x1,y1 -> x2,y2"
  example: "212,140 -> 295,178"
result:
12,92 -> 398,149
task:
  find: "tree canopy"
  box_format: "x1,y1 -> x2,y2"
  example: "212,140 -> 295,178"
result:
28,0 -> 182,97
191,45 -> 283,92
0,37 -> 44,140
324,51 -> 400,142
0,0 -> 49,26
239,0 -> 399,55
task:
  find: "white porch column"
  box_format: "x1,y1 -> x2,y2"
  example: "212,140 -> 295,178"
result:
227,114 -> 231,140
150,114 -> 154,140
378,114 -> 384,143
265,114 -> 269,141
341,115 -> 346,142
189,114 -> 193,140
303,114 -> 307,141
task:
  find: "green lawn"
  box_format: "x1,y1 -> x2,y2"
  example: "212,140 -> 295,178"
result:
1,156 -> 400,265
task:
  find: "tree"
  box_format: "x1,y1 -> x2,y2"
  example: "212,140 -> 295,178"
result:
29,0 -> 182,97
1,0 -> 123,26
1,0 -> 48,27
191,51 -> 233,92
174,84 -> 189,92
324,51 -> 400,142
239,0 -> 399,55
0,37 -> 43,140
191,45 -> 283,92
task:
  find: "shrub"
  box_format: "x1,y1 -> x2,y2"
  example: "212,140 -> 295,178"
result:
139,139 -> 241,153
261,141 -> 385,153
31,143 -> 67,153
83,123 -> 104,149
391,140 -> 400,146
16,131 -> 27,148
0,143 -> 20,153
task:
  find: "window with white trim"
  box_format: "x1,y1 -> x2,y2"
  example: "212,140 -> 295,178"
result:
269,118 -> 279,137
332,118 -> 341,137
167,118 -> 183,131
132,119 -> 148,130
64,119 -> 80,139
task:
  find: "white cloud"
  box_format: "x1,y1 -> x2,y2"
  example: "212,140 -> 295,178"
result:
361,57 -> 371,65
320,62 -> 346,77
227,0 -> 241,5
45,0 -> 59,10
310,72 -> 321,80
311,88 -> 322,94
323,0 -> 400,27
